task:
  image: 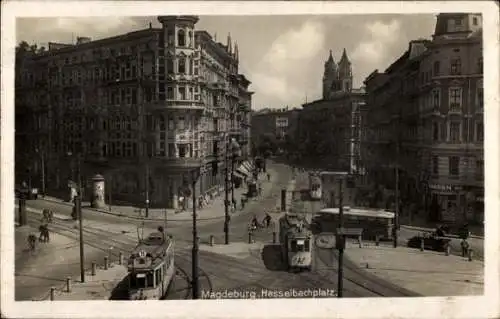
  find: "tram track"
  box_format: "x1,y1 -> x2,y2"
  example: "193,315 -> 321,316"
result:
24,211 -> 213,300
315,246 -> 415,297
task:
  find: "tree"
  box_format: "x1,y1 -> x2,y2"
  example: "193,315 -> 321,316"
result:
256,133 -> 278,157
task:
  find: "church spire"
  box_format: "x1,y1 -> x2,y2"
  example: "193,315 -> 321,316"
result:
324,49 -> 337,72
339,48 -> 350,65
227,33 -> 232,54
234,41 -> 239,60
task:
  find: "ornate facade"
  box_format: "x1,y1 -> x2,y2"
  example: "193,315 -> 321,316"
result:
15,16 -> 253,208
363,13 -> 483,223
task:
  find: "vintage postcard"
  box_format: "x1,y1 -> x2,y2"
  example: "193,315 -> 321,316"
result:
1,1 -> 499,318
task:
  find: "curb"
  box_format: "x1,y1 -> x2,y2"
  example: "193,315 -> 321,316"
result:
400,225 -> 484,240
40,198 -> 227,222
39,175 -> 278,223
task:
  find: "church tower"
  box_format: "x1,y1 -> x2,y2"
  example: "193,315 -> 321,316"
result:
322,50 -> 338,99
338,48 -> 353,92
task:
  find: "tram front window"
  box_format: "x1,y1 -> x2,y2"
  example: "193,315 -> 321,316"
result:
291,239 -> 310,252
130,271 -> 155,289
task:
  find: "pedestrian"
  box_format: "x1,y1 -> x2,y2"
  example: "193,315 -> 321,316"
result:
27,233 -> 37,252
267,173 -> 271,181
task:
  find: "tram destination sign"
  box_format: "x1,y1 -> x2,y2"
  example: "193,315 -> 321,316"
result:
336,228 -> 363,236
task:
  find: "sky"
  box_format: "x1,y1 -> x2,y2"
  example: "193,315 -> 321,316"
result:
16,14 -> 436,110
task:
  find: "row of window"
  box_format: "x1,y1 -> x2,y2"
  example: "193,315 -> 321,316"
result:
165,28 -> 195,48
432,120 -> 483,143
425,85 -> 483,112
432,156 -> 484,179
64,141 -> 204,159
164,57 -> 199,75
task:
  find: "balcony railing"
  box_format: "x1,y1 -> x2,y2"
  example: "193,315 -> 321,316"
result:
146,100 -> 204,111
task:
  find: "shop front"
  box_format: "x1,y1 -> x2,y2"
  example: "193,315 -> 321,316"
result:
428,183 -> 463,223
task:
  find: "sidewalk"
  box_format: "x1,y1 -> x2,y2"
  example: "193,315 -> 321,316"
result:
344,241 -> 484,296
14,224 -> 106,301
40,167 -> 278,222
48,264 -> 128,300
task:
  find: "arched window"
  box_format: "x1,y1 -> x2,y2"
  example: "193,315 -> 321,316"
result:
188,31 -> 193,47
177,30 -> 185,47
178,58 -> 186,74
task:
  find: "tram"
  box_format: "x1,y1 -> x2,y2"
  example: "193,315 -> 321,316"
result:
309,172 -> 322,200
279,213 -> 313,272
314,207 -> 395,240
127,231 -> 175,300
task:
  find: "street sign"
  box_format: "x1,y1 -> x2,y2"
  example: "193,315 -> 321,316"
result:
336,228 -> 363,236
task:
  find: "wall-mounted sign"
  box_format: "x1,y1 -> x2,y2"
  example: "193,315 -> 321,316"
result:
429,184 -> 462,192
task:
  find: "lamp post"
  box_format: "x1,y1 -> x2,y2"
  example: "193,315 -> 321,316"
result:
230,138 -> 241,209
224,137 -> 241,245
145,162 -> 150,218
67,150 -> 85,282
190,165 -> 202,299
35,148 -> 46,197
320,171 -> 349,298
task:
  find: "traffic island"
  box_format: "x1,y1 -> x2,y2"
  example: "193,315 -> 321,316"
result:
343,241 -> 484,296
42,262 -> 128,300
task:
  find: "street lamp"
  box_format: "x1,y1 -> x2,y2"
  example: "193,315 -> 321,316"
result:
190,164 -> 202,299
320,171 -> 352,298
35,148 -> 46,197
68,150 -> 85,283
224,137 -> 241,245
230,138 -> 241,208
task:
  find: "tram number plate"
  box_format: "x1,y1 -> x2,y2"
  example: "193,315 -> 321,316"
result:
295,257 -> 305,264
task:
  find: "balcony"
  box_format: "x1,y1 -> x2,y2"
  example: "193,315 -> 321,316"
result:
146,100 -> 204,111
151,156 -> 204,169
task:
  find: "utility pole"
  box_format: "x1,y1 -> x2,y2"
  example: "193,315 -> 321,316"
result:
393,121 -> 400,248
75,195 -> 85,283
337,178 -> 344,298
39,150 -> 46,197
231,153 -> 235,206
191,169 -> 199,299
145,162 -> 150,218
224,138 -> 230,245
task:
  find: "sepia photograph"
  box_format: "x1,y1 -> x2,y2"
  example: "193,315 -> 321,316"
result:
2,1 -> 499,318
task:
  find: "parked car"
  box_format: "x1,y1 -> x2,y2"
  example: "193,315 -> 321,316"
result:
407,232 -> 451,252
15,186 -> 38,199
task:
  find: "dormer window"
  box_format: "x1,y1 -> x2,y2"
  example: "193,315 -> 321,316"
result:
447,17 -> 465,32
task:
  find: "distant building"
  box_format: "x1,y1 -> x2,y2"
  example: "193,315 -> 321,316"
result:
298,49 -> 367,177
363,13 -> 483,223
15,15 -> 253,208
251,107 -> 300,153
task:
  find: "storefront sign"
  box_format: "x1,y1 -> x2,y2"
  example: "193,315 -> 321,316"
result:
429,184 -> 462,192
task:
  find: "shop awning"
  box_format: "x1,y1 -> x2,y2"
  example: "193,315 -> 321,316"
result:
236,164 -> 250,177
242,160 -> 253,172
233,171 -> 245,179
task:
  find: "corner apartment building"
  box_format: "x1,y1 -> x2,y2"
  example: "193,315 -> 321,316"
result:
298,49 -> 367,177
363,13 -> 483,223
15,15 -> 253,209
